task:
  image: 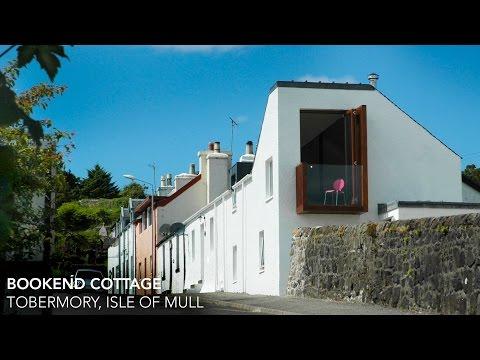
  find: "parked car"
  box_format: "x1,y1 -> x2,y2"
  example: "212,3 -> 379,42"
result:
74,269 -> 105,293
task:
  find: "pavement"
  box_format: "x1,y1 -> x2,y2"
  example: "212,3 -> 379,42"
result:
3,292 -> 425,315
198,292 -> 420,315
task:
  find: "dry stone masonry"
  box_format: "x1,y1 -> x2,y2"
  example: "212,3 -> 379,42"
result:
287,213 -> 480,314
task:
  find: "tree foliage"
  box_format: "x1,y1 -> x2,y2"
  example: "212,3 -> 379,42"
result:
463,164 -> 480,186
57,170 -> 82,206
55,198 -> 128,261
0,62 -> 74,257
0,45 -> 70,249
120,182 -> 146,199
81,164 -> 120,199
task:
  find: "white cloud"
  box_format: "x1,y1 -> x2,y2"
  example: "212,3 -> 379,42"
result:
296,74 -> 358,84
150,45 -> 246,53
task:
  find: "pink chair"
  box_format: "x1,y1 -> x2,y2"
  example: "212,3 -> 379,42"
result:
324,178 -> 346,205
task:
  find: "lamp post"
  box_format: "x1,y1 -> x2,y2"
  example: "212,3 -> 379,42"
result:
123,174 -> 156,295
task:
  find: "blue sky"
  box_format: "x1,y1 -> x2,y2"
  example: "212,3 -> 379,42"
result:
2,45 -> 480,189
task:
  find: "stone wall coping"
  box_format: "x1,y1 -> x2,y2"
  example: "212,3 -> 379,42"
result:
378,201 -> 480,215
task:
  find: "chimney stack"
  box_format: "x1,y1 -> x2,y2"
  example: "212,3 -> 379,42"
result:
189,163 -> 196,175
160,175 -> 166,187
206,142 -> 229,202
368,73 -> 379,88
165,173 -> 172,186
239,140 -> 255,163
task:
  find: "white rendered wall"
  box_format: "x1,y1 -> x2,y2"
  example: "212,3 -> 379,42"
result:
178,94 -> 281,295
462,182 -> 480,203
275,86 -> 462,295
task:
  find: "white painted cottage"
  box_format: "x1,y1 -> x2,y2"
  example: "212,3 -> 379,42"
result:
153,76 -> 480,296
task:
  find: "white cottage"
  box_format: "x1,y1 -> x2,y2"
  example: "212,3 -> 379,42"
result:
156,76 -> 480,296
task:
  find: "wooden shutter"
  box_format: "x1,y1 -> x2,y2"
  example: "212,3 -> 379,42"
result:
346,105 -> 368,211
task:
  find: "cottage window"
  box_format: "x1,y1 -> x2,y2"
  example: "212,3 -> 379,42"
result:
259,230 -> 265,271
146,207 -> 151,227
175,235 -> 180,272
232,245 -> 238,283
162,245 -> 166,280
191,230 -> 195,261
265,157 -> 273,199
232,188 -> 237,209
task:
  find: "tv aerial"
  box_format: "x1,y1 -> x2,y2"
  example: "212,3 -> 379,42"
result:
229,116 -> 239,157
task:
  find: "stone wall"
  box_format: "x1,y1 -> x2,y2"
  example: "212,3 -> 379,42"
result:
287,213 -> 480,314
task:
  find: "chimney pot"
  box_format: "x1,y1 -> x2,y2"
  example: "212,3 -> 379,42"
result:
214,141 -> 220,153
368,73 -> 379,88
208,142 -> 214,151
189,163 -> 196,174
245,141 -> 253,155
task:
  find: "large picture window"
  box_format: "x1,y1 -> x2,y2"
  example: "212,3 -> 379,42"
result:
296,105 -> 368,214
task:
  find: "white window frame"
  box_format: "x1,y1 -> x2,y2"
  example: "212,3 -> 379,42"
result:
265,157 -> 273,201
259,230 -> 265,272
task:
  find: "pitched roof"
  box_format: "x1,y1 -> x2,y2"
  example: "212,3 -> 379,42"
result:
270,80 -> 374,93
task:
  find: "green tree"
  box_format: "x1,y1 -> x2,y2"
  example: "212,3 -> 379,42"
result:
57,169 -> 82,206
55,197 -> 128,264
0,45 -> 70,315
463,164 -> 480,185
81,164 -> 120,199
0,45 -> 70,245
120,182 -> 146,199
0,62 -> 73,259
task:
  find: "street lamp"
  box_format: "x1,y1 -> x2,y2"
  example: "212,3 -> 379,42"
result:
123,173 -> 156,295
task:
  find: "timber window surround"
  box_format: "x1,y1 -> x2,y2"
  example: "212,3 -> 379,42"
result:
296,106 -> 368,214
265,157 -> 273,200
259,230 -> 265,271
